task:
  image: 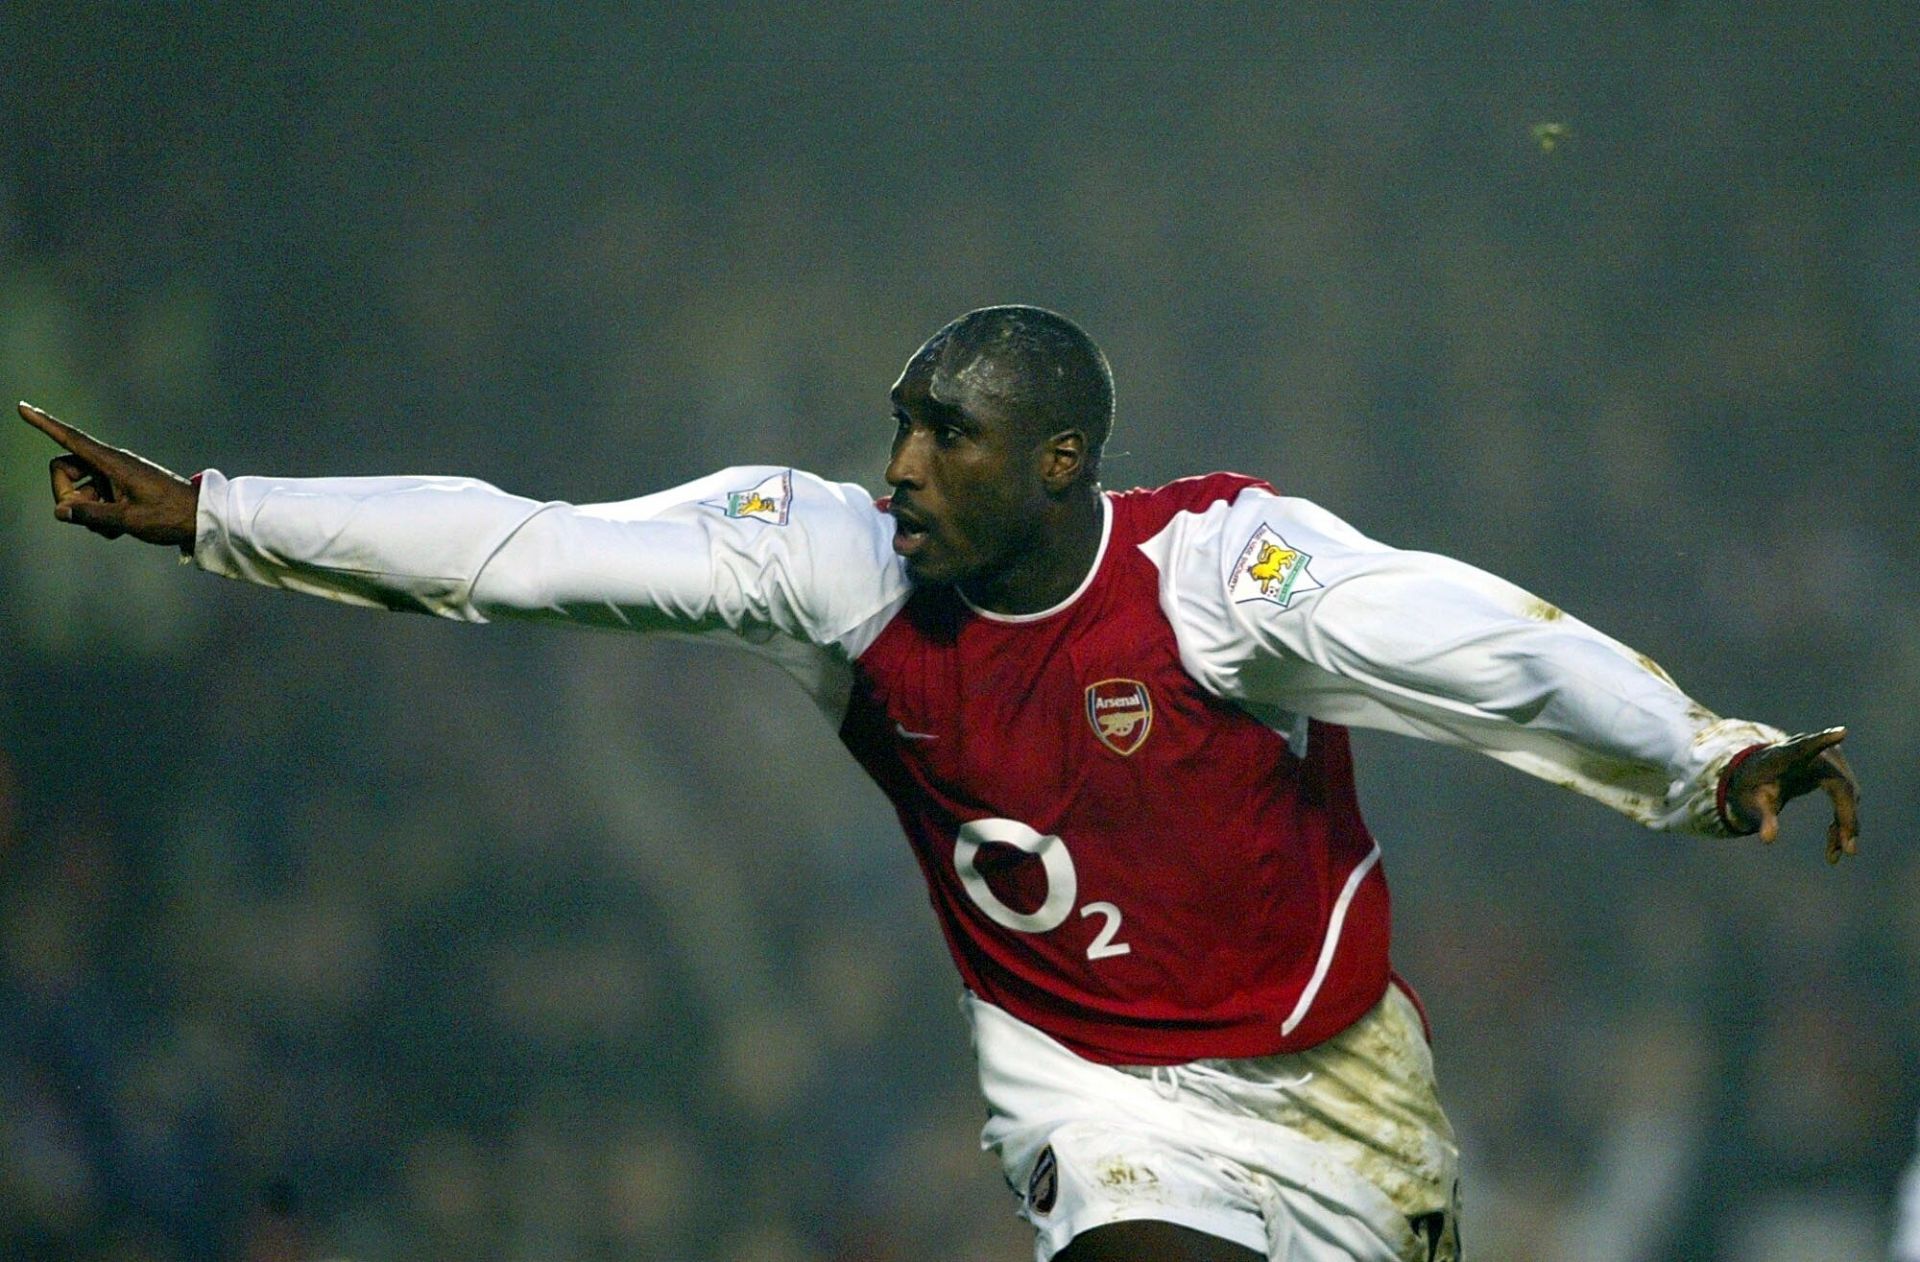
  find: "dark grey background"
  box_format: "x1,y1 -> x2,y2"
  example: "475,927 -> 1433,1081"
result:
3,5 -> 1915,1260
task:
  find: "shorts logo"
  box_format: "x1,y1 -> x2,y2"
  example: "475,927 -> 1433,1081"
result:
1229,523 -> 1321,609
1028,1145 -> 1059,1215
1085,679 -> 1152,756
711,470 -> 792,525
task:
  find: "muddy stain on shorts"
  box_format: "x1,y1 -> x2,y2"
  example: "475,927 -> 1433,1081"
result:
1095,1158 -> 1162,1193
1187,987 -> 1459,1229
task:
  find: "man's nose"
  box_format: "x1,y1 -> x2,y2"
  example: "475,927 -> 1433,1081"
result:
886,431 -> 925,489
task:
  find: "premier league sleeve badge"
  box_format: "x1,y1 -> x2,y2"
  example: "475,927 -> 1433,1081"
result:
1229,523 -> 1322,609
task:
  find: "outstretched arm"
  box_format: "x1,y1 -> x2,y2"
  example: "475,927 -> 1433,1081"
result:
1151,484 -> 1862,860
18,403 -> 554,622
19,402 -> 198,546
18,404 -> 906,710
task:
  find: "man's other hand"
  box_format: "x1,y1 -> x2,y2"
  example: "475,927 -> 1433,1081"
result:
18,402 -> 199,549
1725,727 -> 1860,864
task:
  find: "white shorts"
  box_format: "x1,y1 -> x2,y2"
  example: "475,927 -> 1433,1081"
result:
967,986 -> 1460,1262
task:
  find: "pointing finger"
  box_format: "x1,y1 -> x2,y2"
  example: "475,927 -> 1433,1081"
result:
1792,726 -> 1848,761
1750,727 -> 1847,779
18,401 -> 118,464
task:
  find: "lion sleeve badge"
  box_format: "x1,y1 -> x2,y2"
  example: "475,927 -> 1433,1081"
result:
708,469 -> 793,526
1228,524 -> 1322,609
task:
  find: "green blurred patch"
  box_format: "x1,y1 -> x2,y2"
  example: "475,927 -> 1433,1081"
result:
128,281 -> 218,403
0,272 -> 101,527
1,271 -> 208,656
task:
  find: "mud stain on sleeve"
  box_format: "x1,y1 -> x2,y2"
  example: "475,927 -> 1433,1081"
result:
1635,653 -> 1678,687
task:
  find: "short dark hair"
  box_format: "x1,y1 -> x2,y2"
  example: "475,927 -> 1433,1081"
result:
927,306 -> 1114,465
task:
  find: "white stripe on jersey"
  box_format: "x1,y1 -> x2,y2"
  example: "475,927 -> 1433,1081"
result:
1281,840 -> 1383,1037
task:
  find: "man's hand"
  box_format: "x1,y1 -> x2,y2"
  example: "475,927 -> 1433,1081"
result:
17,401 -> 199,549
1724,727 -> 1860,864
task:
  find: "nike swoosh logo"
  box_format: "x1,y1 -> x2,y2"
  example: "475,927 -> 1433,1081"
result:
895,722 -> 938,742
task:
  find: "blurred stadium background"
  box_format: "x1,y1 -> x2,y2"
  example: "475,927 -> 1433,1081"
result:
2,4 -> 1916,1260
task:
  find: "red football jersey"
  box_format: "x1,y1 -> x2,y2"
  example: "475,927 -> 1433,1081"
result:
841,475 -> 1389,1065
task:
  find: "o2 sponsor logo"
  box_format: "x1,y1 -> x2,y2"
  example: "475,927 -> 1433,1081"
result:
953,818 -> 1130,961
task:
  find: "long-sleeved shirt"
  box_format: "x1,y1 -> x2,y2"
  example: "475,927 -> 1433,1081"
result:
190,464 -> 1778,1061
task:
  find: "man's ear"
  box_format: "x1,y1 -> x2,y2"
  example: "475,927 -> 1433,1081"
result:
1038,429 -> 1089,492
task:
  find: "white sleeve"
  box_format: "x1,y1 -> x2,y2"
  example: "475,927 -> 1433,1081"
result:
190,465 -> 910,710
1141,486 -> 1783,836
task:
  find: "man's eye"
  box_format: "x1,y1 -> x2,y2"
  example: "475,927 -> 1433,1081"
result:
936,425 -> 963,444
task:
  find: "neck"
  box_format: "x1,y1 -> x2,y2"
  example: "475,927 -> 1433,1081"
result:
961,488 -> 1106,615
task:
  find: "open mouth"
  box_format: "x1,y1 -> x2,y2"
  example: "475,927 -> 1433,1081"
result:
890,506 -> 933,557
893,520 -> 931,557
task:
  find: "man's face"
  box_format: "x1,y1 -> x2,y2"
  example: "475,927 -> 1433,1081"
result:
884,342 -> 1052,589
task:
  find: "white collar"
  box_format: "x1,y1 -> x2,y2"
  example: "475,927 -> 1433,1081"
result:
958,494 -> 1113,624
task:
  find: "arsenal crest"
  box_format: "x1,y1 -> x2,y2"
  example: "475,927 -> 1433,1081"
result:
1085,679 -> 1152,756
